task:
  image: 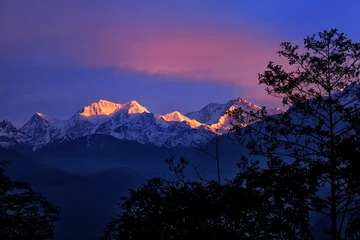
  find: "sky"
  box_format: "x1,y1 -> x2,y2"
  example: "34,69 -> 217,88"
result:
1,0 -> 359,127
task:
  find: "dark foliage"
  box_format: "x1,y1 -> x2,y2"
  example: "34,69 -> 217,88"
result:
229,29 -> 360,239
0,160 -> 60,239
102,29 -> 360,240
101,157 -> 313,240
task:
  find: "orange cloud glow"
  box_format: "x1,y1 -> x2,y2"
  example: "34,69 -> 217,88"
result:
79,25 -> 283,86
1,2 -> 284,86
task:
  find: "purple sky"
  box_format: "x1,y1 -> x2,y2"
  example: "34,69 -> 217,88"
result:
1,0 -> 359,127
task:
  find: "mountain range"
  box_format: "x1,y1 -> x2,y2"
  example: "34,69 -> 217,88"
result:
0,98 -> 283,150
2,84 -> 359,240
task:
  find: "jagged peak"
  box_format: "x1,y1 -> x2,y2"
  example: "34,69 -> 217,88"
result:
163,111 -> 182,116
79,100 -> 122,117
228,97 -> 249,104
127,100 -> 150,114
79,99 -> 149,117
18,112 -> 55,132
34,112 -> 51,119
0,119 -> 17,131
0,119 -> 11,124
228,97 -> 260,108
129,100 -> 140,105
161,111 -> 185,121
332,82 -> 360,97
161,111 -> 203,128
28,112 -> 56,124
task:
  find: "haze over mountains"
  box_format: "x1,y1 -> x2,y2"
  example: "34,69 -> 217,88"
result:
0,98 -> 283,151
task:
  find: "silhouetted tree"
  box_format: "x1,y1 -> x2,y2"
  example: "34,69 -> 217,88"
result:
235,156 -> 314,239
229,29 -> 360,239
101,157 -> 314,239
0,160 -> 60,239
197,131 -> 222,185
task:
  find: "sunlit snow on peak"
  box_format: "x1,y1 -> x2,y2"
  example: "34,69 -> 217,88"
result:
79,99 -> 149,117
34,112 -> 56,123
160,111 -> 203,128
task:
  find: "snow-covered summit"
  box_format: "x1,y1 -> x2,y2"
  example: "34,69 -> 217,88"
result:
185,98 -> 257,125
0,119 -> 31,148
160,111 -> 203,128
35,112 -> 55,122
1,97 -> 284,150
185,98 -> 283,132
20,112 -> 57,134
331,82 -> 360,107
78,99 -> 149,118
4,99 -> 215,149
0,119 -> 18,133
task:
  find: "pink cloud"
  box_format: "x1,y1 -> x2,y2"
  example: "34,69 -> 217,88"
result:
0,1 -> 284,86
78,25 -> 284,86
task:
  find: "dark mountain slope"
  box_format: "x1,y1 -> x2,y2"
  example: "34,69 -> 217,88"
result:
1,147 -> 145,240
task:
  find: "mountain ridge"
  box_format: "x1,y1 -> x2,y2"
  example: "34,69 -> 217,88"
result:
0,97 -> 283,150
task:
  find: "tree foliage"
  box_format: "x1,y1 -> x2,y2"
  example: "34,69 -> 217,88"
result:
229,29 -> 360,239
102,29 -> 360,240
0,161 -> 60,239
101,157 -> 313,240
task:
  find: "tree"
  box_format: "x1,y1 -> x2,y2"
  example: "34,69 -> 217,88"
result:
235,156 -> 314,239
101,157 -> 314,239
229,29 -> 360,239
197,131 -> 222,185
0,160 -> 60,239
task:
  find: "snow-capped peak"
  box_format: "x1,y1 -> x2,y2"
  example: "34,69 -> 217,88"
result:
161,111 -> 186,122
35,112 -> 46,118
126,100 -> 150,114
79,100 -> 125,117
229,98 -> 261,110
185,97 -> 284,133
33,112 -> 57,123
2,96 -> 286,150
185,97 -> 261,125
0,119 -> 31,148
0,119 -> 18,132
18,112 -> 58,132
331,82 -> 360,107
78,99 -> 149,118
160,111 -> 203,128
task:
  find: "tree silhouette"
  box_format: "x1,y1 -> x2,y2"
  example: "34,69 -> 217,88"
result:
101,157 -> 313,239
229,29 -> 360,239
197,130 -> 222,185
0,160 -> 60,239
102,29 -> 360,240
